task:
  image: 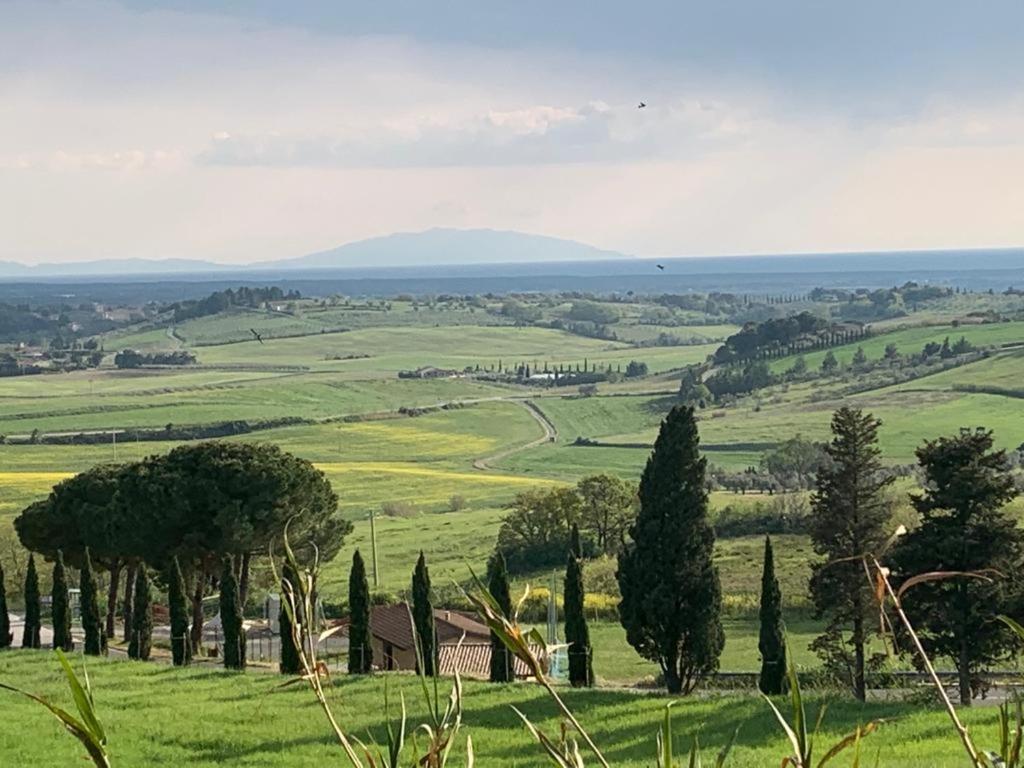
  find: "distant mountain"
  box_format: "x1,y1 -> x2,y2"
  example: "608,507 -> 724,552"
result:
0,229 -> 628,278
276,228 -> 629,269
0,257 -> 226,278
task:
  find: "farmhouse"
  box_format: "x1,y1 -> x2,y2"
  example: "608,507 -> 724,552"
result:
351,603 -> 543,678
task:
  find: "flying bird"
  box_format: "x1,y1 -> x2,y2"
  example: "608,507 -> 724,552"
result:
250,328 -> 264,344
656,264 -> 665,271
638,101 -> 647,109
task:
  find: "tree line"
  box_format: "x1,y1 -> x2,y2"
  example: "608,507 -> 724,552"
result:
10,442 -> 349,655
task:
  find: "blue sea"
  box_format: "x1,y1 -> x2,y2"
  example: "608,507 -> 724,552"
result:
2,248 -> 1022,303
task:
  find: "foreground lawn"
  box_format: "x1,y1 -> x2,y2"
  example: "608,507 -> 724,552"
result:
0,651 -> 1004,767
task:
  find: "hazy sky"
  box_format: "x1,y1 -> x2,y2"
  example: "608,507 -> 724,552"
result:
3,1 -> 1023,264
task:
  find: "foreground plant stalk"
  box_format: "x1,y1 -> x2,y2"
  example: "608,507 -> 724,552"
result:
869,556 -> 982,768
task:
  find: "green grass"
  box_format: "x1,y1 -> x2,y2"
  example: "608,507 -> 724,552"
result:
0,651 -> 1007,767
0,373 -> 511,434
194,326 -> 716,376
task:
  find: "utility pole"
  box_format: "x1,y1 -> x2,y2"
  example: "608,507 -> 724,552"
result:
368,508 -> 380,588
111,430 -> 117,462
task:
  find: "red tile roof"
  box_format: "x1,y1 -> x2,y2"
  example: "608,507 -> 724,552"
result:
368,603 -> 490,651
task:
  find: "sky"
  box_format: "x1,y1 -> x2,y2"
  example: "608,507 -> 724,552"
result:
2,0 -> 1023,265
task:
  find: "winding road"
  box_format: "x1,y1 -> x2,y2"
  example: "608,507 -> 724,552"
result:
473,399 -> 557,471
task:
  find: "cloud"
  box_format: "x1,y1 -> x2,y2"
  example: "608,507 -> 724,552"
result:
197,99 -> 756,168
2,0 -> 1023,264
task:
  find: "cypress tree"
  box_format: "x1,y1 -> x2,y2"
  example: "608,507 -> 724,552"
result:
128,567 -> 152,661
411,551 -> 437,676
51,551 -> 73,652
617,405 -> 723,694
564,525 -> 593,687
0,560 -> 10,648
809,407 -> 892,701
168,557 -> 191,667
487,549 -> 514,683
79,548 -> 105,656
758,536 -> 786,695
347,550 -> 372,674
220,557 -> 246,670
22,554 -> 41,649
278,561 -> 300,675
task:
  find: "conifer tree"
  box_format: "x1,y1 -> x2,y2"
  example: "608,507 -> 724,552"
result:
347,550 -> 373,674
278,561 -> 300,675
79,548 -> 105,656
0,561 -> 10,648
892,428 -> 1023,705
487,549 -> 514,683
564,525 -> 593,687
411,551 -> 436,676
168,557 -> 191,666
758,536 -> 786,695
22,554 -> 41,649
809,407 -> 892,701
128,567 -> 152,661
51,550 -> 73,652
617,405 -> 723,694
220,557 -> 246,670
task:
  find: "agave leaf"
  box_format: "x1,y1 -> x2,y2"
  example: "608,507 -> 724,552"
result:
688,733 -> 702,768
318,624 -> 347,643
817,722 -> 880,767
658,701 -> 677,768
1010,698 -> 1022,766
1000,616 -> 1024,645
715,726 -> 739,768
0,680 -> 110,768
896,570 -> 995,601
786,653 -> 808,763
55,650 -> 106,746
511,706 -> 575,767
761,693 -> 802,767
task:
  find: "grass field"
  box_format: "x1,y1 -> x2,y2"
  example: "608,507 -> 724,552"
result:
0,651 -> 1007,767
191,326 -> 716,376
5,304 -> 1024,694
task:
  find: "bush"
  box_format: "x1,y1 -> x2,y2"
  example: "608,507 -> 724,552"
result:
447,495 -> 468,512
624,360 -> 649,377
713,496 -> 810,538
380,500 -> 417,518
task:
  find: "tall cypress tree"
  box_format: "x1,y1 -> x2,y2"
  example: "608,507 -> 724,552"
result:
758,536 -> 786,695
617,405 -> 723,694
278,561 -> 300,675
79,548 -> 105,656
411,551 -> 437,676
892,429 -> 1023,706
809,407 -> 892,701
220,557 -> 246,670
564,525 -> 593,687
347,550 -> 372,674
168,557 -> 191,667
51,551 -> 73,652
22,554 -> 41,649
128,567 -> 152,661
487,549 -> 514,683
0,560 -> 10,649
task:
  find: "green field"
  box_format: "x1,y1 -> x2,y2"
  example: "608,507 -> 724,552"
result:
4,294 -> 1024,688
0,652 -> 1007,768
